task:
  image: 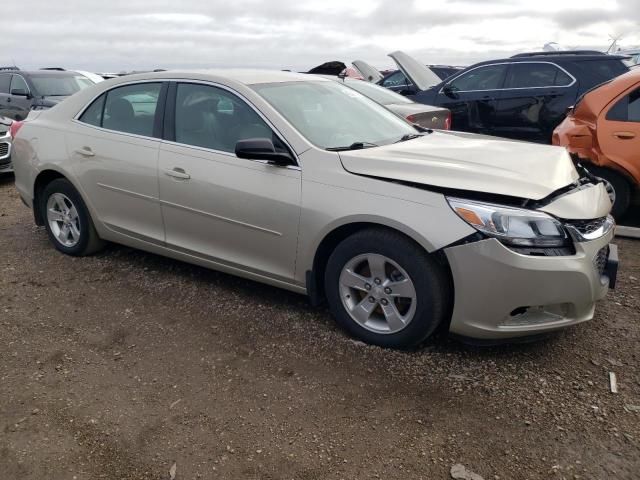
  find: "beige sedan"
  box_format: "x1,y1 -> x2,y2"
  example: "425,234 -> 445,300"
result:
11,70 -> 617,348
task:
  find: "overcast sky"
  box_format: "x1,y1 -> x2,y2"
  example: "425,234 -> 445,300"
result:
3,0 -> 639,72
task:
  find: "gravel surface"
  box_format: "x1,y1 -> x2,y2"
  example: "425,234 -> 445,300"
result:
1,174 -> 639,480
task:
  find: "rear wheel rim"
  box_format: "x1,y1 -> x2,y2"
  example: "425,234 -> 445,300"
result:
46,193 -> 81,248
338,253 -> 417,335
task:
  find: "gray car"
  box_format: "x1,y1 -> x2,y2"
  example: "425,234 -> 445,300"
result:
322,76 -> 451,130
11,70 -> 617,348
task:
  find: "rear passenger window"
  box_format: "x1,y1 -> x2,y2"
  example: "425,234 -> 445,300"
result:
505,63 -> 573,88
102,83 -> 162,136
606,88 -> 640,122
174,83 -> 283,155
79,94 -> 105,127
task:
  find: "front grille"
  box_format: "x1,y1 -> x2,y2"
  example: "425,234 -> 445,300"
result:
0,141 -> 9,159
594,246 -> 609,276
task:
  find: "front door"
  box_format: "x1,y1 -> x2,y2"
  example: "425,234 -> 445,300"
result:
158,82 -> 301,281
67,81 -> 166,243
7,74 -> 33,120
432,63 -> 508,134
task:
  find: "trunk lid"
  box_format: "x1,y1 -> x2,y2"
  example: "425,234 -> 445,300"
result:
388,51 -> 442,92
352,60 -> 384,83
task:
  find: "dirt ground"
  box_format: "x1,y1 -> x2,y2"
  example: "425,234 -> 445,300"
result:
1,174 -> 639,480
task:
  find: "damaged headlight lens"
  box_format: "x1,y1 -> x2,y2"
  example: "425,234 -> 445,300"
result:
447,198 -> 570,247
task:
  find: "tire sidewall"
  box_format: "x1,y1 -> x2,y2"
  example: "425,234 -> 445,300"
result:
41,179 -> 93,256
325,230 -> 448,349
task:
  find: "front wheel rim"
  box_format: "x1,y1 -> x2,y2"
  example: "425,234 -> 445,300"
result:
338,253 -> 417,335
46,193 -> 81,248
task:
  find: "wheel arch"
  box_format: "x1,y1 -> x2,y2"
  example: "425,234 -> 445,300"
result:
307,221 -> 452,307
32,168 -> 88,226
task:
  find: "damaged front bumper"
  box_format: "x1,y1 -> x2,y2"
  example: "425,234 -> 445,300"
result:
444,220 -> 617,340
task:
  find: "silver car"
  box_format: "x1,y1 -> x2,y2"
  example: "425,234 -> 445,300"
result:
321,75 -> 451,130
11,70 -> 617,348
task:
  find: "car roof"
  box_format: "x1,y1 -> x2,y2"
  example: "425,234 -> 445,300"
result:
102,69 -> 326,86
468,53 -> 628,67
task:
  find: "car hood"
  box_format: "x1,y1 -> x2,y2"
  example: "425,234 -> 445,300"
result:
338,131 -> 579,200
388,51 -> 442,92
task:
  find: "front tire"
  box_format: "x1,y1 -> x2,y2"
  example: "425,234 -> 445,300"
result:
40,178 -> 105,256
324,229 -> 450,349
588,166 -> 631,219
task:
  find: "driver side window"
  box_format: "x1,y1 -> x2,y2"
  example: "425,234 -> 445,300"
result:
174,83 -> 286,154
448,64 -> 508,92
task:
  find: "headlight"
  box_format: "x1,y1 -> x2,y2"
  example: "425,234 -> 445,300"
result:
447,197 -> 570,247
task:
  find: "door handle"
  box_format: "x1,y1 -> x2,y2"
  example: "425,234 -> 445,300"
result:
74,147 -> 95,157
164,167 -> 191,180
613,131 -> 636,140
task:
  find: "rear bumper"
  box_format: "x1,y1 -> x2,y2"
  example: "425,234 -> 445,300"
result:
444,231 -> 615,340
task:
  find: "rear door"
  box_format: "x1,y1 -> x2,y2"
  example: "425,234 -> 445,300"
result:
67,81 -> 167,243
431,63 -> 508,134
493,62 -> 577,143
597,85 -> 640,182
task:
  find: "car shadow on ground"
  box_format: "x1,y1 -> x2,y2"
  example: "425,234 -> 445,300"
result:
92,240 -> 563,362
0,173 -> 15,186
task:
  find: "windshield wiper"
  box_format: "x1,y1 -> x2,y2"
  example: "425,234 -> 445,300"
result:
394,133 -> 424,143
326,141 -> 378,152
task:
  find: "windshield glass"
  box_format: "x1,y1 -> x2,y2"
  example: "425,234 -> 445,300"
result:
252,81 -> 415,150
30,74 -> 92,97
342,79 -> 413,105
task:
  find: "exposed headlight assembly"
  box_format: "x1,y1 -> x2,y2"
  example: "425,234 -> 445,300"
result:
447,197 -> 570,248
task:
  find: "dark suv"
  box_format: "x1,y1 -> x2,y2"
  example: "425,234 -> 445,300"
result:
392,51 -> 630,143
0,67 -> 93,121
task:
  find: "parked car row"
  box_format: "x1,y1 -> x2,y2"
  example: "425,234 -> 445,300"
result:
554,68 -> 640,218
10,70 -> 618,349
350,50 -> 635,217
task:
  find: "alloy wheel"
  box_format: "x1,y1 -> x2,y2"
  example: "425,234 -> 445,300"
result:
46,193 -> 81,248
338,253 -> 417,334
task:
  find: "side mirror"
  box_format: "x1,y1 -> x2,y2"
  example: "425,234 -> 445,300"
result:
235,138 -> 293,167
442,84 -> 456,98
11,88 -> 30,98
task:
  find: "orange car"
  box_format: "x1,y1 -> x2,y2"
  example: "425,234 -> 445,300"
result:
553,68 -> 640,218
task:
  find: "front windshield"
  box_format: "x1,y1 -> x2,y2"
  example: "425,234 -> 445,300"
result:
343,79 -> 413,106
252,81 -> 416,150
30,74 -> 92,97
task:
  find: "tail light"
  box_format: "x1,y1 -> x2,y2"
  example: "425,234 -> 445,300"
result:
9,120 -> 24,139
406,114 -> 416,124
444,112 -> 452,130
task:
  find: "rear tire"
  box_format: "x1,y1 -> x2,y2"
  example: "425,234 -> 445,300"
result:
324,228 -> 450,349
40,178 -> 105,256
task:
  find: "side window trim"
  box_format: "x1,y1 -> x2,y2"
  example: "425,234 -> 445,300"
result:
74,80 -> 168,140
162,80 -> 299,167
443,63 -> 508,93
605,86 -> 640,123
441,61 -> 576,94
10,74 -> 31,95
